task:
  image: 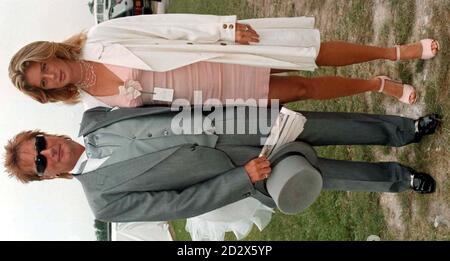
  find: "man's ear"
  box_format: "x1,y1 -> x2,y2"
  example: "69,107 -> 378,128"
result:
39,176 -> 57,180
39,173 -> 73,180
59,174 -> 74,180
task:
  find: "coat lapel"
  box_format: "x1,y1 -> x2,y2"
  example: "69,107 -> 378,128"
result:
82,43 -> 153,70
79,106 -> 173,136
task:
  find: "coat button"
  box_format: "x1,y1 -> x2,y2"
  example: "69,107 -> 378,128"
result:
147,133 -> 153,137
163,130 -> 169,136
187,42 -> 193,45
222,24 -> 228,29
220,43 -> 227,46
229,24 -> 234,29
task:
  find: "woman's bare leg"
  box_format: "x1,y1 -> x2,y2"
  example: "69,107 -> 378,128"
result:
268,75 -> 416,103
268,75 -> 379,103
316,41 -> 439,66
316,41 -> 396,66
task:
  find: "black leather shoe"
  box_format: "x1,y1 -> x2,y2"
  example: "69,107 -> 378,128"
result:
414,114 -> 442,141
410,171 -> 436,194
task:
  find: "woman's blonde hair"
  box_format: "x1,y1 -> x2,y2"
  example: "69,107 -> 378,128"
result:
8,32 -> 87,104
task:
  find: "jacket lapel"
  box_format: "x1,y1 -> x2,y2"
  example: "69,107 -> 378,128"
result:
81,43 -> 153,70
79,106 -> 173,136
82,42 -> 223,72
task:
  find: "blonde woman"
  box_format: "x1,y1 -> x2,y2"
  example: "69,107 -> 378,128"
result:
9,14 -> 439,108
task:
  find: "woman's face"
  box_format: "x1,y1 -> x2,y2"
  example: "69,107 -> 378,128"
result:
25,57 -> 75,90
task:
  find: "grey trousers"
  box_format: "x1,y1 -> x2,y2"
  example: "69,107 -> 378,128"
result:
219,111 -> 416,193
298,111 -> 415,192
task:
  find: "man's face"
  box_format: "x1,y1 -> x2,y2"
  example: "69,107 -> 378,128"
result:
18,135 -> 81,178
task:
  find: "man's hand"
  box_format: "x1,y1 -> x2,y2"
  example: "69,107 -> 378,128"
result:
235,23 -> 260,45
244,157 -> 271,183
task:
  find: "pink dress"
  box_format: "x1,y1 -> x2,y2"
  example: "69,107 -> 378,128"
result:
91,62 -> 271,107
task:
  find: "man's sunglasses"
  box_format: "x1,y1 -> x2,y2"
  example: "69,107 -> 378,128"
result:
35,135 -> 47,177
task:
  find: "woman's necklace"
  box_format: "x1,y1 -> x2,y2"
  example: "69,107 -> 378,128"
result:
75,60 -> 97,90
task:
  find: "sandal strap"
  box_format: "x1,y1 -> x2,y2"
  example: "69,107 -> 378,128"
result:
395,45 -> 401,61
376,76 -> 388,93
396,39 -> 438,61
376,76 -> 416,104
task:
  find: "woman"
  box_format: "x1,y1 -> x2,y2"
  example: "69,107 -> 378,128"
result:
9,14 -> 439,108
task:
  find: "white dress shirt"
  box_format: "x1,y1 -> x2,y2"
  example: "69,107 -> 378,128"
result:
70,136 -> 110,175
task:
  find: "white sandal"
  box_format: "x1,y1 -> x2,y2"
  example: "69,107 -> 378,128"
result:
376,76 -> 417,104
395,39 -> 440,61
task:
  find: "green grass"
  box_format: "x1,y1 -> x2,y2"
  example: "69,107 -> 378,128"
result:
389,0 -> 416,45
172,190 -> 388,241
170,220 -> 191,241
378,22 -> 391,47
420,15 -> 450,233
329,0 -> 374,43
444,178 -> 450,206
380,146 -> 392,156
167,0 -> 257,19
244,191 -> 387,241
304,0 -> 327,11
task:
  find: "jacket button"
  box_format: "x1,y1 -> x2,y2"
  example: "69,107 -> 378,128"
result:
187,42 -> 193,45
229,24 -> 234,29
222,24 -> 228,29
147,133 -> 153,137
163,130 -> 169,136
190,143 -> 198,151
220,43 -> 227,46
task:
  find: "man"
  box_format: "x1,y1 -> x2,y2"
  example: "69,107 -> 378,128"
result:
4,106 -> 440,222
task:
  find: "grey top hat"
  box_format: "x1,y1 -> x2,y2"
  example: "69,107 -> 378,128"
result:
266,142 -> 323,214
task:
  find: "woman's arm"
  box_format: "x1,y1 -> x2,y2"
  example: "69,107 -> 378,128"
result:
91,13 -> 239,43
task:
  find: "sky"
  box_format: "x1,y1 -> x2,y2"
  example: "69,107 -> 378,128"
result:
0,0 -> 97,240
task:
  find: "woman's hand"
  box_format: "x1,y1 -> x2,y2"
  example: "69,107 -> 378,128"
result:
235,23 -> 260,45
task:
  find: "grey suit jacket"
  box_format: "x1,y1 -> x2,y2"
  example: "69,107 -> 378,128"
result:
76,106 -> 290,222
